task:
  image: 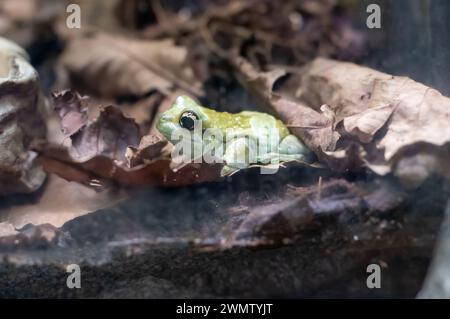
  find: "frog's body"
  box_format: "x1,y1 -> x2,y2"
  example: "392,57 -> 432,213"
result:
157,96 -> 310,176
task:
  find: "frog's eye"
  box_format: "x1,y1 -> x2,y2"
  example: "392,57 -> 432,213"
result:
179,111 -> 198,130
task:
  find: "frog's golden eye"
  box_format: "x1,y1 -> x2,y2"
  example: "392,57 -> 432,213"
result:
179,111 -> 198,130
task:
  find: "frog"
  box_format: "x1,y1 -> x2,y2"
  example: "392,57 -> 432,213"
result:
156,95 -> 310,176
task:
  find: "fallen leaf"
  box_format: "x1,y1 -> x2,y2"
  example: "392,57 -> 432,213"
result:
38,147 -> 223,187
60,32 -> 203,98
42,90 -> 310,187
52,89 -> 89,136
125,134 -> 169,168
68,106 -> 140,164
0,223 -> 68,250
120,93 -> 165,129
295,58 -> 450,185
0,174 -> 125,229
233,56 -> 338,157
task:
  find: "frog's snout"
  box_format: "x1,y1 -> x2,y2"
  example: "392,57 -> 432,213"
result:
159,113 -> 172,122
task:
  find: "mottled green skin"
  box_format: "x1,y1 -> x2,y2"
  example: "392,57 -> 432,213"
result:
157,96 -> 309,175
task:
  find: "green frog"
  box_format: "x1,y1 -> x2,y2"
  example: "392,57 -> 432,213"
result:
157,96 -> 310,176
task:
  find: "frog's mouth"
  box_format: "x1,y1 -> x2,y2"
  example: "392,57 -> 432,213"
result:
156,117 -> 179,143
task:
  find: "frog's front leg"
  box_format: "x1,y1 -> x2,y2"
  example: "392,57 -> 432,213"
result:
221,137 -> 257,176
279,134 -> 309,156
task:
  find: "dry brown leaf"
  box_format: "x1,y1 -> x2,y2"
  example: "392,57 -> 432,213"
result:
38,146 -> 223,187
60,32 -> 203,98
39,90 -> 223,187
0,0 -> 63,48
52,90 -> 89,136
234,57 -> 450,187
52,88 -> 141,164
226,179 -> 406,246
125,134 -> 169,168
0,174 -> 125,229
233,56 -> 338,158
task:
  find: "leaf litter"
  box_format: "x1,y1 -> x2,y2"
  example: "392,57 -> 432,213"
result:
0,0 -> 448,255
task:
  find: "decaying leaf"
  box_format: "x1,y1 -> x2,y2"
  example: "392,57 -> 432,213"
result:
60,32 -> 203,98
0,37 -> 47,195
0,222 -> 17,237
234,57 -> 450,187
0,223 -> 63,250
41,89 -> 316,187
51,89 -> 140,164
68,106 -> 141,164
40,90 -> 223,186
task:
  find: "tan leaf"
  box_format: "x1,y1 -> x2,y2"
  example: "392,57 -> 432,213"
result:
295,58 -> 450,180
52,90 -> 89,136
68,106 -> 141,164
60,32 -> 203,98
38,146 -> 223,187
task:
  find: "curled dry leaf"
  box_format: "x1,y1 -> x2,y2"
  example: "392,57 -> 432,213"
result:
37,90 -> 223,187
227,179 -> 406,246
0,0 -> 64,49
0,37 -> 47,195
60,32 -> 203,98
125,134 -> 170,167
234,57 -> 450,187
52,89 -> 88,136
0,223 -> 64,250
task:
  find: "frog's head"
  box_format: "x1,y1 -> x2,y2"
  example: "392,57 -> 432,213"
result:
156,95 -> 209,144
